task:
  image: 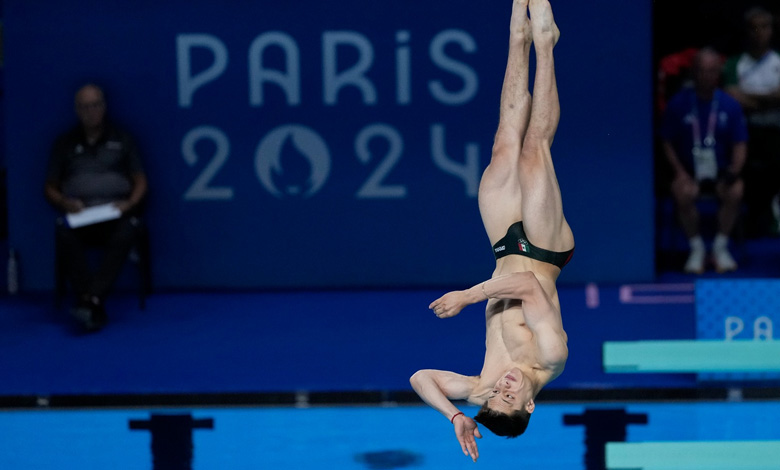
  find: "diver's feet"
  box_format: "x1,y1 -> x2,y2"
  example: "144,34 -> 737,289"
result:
529,0 -> 560,46
510,0 -> 533,45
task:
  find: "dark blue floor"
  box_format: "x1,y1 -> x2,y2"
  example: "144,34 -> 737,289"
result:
0,285 -> 697,399
1,289 -> 479,396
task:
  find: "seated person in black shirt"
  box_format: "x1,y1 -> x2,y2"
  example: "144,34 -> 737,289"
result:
44,83 -> 148,331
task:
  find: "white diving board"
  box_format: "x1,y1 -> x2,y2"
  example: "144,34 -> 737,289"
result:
603,340 -> 780,373
606,440 -> 780,470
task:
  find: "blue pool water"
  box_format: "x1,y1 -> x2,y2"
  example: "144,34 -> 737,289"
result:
2,401 -> 779,469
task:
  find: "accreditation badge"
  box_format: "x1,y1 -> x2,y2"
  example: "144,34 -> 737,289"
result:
692,146 -> 717,181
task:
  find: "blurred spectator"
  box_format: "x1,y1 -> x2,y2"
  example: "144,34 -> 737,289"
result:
44,84 -> 147,331
660,48 -> 748,274
656,47 -> 700,115
724,6 -> 780,236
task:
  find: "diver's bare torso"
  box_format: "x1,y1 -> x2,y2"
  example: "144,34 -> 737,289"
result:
467,255 -> 568,405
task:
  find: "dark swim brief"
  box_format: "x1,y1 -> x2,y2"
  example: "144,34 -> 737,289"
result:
492,221 -> 574,269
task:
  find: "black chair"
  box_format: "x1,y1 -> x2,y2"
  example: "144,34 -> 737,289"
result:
54,217 -> 152,310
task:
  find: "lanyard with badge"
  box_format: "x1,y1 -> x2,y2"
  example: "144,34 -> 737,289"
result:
691,91 -> 719,181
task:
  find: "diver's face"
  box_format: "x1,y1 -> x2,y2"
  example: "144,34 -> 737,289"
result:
486,368 -> 534,414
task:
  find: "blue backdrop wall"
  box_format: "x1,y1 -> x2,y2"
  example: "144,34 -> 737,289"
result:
4,0 -> 653,291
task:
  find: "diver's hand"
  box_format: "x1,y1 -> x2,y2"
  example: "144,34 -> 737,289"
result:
430,290 -> 468,318
453,413 -> 481,462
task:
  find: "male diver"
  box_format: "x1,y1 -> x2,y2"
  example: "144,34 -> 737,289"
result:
410,0 -> 574,462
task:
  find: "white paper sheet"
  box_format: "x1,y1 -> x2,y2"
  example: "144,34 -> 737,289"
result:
65,203 -> 122,228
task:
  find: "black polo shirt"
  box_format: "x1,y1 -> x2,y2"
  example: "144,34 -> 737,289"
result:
47,124 -> 144,207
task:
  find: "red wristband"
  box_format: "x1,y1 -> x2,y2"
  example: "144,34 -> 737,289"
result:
450,411 -> 464,424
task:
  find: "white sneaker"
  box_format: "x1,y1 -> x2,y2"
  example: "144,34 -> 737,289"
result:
684,247 -> 706,274
713,247 -> 737,273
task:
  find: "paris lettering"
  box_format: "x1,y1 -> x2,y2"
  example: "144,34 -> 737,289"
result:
175,29 -> 483,200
